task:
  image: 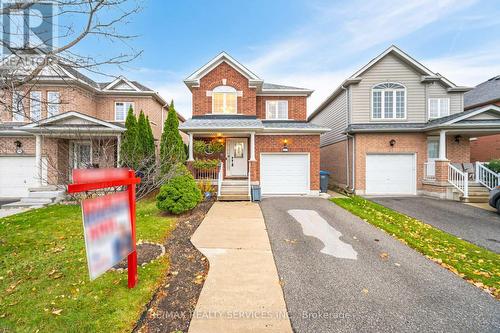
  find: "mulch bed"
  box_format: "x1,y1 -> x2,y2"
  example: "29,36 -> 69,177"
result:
133,199 -> 215,333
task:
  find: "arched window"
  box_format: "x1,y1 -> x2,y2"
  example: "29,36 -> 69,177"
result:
212,86 -> 237,114
372,82 -> 406,119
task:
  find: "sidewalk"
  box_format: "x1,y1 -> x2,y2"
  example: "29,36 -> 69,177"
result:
189,202 -> 292,333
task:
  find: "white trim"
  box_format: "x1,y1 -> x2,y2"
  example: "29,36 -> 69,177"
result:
47,91 -> 60,117
20,111 -> 125,130
371,82 -> 407,120
103,76 -> 141,92
259,152 -> 311,195
365,152 -> 417,195
114,101 -> 134,122
211,86 -> 238,114
226,138 -> 248,177
428,97 -> 450,119
30,91 -> 42,122
265,100 -> 289,120
443,105 -> 500,125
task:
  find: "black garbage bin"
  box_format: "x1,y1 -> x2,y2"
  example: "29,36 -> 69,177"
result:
320,170 -> 331,193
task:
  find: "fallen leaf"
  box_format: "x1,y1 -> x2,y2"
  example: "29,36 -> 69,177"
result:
362,288 -> 369,294
52,309 -> 63,316
379,252 -> 389,260
394,263 -> 401,267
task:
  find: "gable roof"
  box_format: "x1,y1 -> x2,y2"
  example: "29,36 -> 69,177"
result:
19,111 -> 126,132
308,45 -> 471,121
184,52 -> 263,88
464,75 -> 500,109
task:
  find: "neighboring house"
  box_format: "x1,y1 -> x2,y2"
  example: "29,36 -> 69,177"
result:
179,52 -> 329,200
0,62 -> 184,199
464,75 -> 500,162
309,45 -> 500,201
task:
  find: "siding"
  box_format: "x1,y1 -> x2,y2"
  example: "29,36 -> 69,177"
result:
310,90 -> 347,147
427,81 -> 463,116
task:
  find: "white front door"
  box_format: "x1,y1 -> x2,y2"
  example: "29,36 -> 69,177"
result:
73,142 -> 92,169
365,154 -> 416,195
426,137 -> 439,177
226,138 -> 248,177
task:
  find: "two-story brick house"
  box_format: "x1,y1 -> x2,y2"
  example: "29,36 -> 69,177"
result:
310,46 -> 500,201
179,52 -> 329,199
0,63 -> 184,199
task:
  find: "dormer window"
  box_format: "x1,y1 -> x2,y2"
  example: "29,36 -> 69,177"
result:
372,82 -> 406,119
212,86 -> 237,114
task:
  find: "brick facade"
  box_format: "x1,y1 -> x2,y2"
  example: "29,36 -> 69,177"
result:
319,139 -> 353,188
256,96 -> 307,120
470,135 -> 500,162
191,62 -> 257,116
353,133 -> 470,192
254,135 -> 320,190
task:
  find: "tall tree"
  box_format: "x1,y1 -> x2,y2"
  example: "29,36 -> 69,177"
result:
136,110 -> 148,160
145,115 -> 155,157
120,106 -> 138,168
160,101 -> 186,173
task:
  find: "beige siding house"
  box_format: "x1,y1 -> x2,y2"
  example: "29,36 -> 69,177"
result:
310,45 -> 500,201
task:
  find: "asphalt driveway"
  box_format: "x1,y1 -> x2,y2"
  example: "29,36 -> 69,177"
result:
370,197 -> 500,253
260,197 -> 500,333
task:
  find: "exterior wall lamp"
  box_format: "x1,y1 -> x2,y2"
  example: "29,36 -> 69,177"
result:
282,139 -> 289,152
14,140 -> 23,154
389,139 -> 396,147
454,135 -> 461,143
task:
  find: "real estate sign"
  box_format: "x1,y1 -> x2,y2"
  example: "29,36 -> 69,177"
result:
81,191 -> 133,280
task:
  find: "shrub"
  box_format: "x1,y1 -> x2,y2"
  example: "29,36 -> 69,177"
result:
192,159 -> 219,170
486,159 -> 500,173
197,180 -> 213,194
193,140 -> 224,156
156,167 -> 202,214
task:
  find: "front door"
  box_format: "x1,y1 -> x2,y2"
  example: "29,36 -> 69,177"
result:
73,142 -> 92,169
426,137 -> 439,177
226,138 -> 248,177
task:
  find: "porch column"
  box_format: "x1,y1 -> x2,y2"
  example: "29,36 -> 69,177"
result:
35,134 -> 42,186
250,132 -> 256,161
438,130 -> 447,160
188,133 -> 194,161
116,134 -> 121,167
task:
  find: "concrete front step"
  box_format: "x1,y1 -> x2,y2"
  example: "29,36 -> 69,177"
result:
28,190 -> 65,198
1,201 -> 45,209
218,194 -> 251,201
20,197 -> 53,204
28,185 -> 59,192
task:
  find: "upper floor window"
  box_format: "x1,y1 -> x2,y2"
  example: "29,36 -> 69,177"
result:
212,86 -> 237,114
372,82 -> 406,120
115,101 -> 134,121
47,91 -> 60,117
428,98 -> 449,119
266,100 -> 288,120
12,91 -> 24,121
30,91 -> 42,122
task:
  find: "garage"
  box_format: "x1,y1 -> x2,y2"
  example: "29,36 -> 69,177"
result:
365,154 -> 416,195
260,153 -> 309,195
0,156 -> 40,198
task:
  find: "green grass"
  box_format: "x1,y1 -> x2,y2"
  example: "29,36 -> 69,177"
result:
0,197 -> 174,332
331,196 -> 500,298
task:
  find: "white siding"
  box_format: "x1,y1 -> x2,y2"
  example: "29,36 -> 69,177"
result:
427,81 -> 463,116
310,90 -> 347,147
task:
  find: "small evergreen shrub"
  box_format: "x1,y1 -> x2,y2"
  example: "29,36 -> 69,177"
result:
486,159 -> 500,173
192,159 -> 219,170
156,166 -> 202,214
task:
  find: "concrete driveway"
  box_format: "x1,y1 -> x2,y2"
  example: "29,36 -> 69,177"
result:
370,197 -> 500,253
260,197 -> 500,333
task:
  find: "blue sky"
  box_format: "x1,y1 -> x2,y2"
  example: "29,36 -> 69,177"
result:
76,0 -> 500,118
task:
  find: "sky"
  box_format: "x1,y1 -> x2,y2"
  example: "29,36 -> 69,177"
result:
74,0 -> 500,119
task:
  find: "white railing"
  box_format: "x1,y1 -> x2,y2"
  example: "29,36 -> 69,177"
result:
248,161 -> 251,197
448,163 -> 468,198
193,167 -> 218,180
217,161 -> 223,197
476,162 -> 499,190
423,162 -> 435,180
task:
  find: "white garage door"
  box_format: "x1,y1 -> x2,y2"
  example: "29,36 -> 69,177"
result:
0,156 -> 40,197
260,153 -> 309,195
365,154 -> 416,195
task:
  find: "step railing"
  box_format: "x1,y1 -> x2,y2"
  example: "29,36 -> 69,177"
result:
248,161 -> 251,197
476,162 -> 499,190
217,161 -> 223,197
423,162 -> 435,180
448,163 -> 468,198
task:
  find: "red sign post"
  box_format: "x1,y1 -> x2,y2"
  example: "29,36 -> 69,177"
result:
68,168 -> 141,288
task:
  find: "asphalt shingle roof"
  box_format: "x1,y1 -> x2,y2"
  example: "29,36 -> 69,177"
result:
262,83 -> 310,91
464,75 -> 500,108
262,121 -> 327,129
179,118 -> 263,129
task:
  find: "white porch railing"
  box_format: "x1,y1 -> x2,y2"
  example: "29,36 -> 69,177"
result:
476,162 -> 500,190
217,161 -> 223,197
193,167 -> 218,180
423,162 -> 435,180
248,161 -> 251,197
448,163 -> 468,198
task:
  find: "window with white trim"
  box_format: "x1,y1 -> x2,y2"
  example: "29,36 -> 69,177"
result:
30,91 -> 42,121
115,101 -> 134,121
47,91 -> 60,117
266,100 -> 288,120
372,83 -> 406,119
12,91 -> 24,121
428,98 -> 449,119
212,86 -> 237,114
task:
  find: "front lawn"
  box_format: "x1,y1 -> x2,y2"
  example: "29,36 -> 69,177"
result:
0,197 -> 174,332
331,196 -> 500,298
